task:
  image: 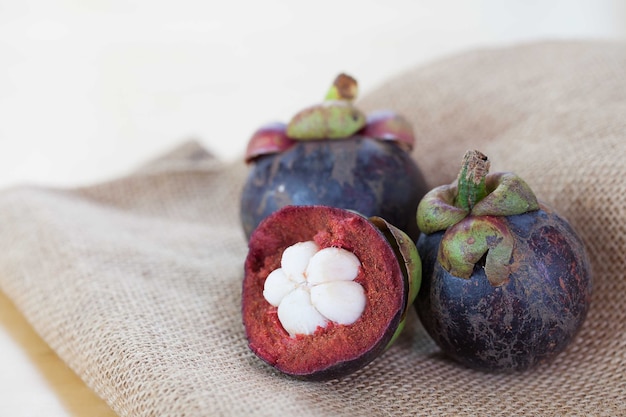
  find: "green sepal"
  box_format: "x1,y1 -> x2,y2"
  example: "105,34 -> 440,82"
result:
438,215 -> 516,286
286,101 -> 366,140
369,216 -> 422,349
386,319 -> 407,349
416,184 -> 469,234
472,172 -> 540,216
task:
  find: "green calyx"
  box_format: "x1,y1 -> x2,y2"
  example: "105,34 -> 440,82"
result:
416,150 -> 540,285
286,73 -> 367,140
438,215 -> 515,286
370,216 -> 422,349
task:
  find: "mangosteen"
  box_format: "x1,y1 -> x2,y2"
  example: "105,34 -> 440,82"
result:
240,74 -> 428,240
242,205 -> 421,380
414,150 -> 592,371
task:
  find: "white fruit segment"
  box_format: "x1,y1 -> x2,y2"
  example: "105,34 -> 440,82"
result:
309,281 -> 366,324
263,269 -> 296,307
277,288 -> 328,336
306,248 -> 361,284
281,241 -> 319,284
263,241 -> 365,337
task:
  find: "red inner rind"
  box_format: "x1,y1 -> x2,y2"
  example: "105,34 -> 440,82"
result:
242,206 -> 405,377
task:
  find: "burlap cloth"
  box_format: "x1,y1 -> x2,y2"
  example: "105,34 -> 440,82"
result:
1,40 -> 624,416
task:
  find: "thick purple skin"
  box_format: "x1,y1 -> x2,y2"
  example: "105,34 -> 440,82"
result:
415,208 -> 592,371
240,136 -> 428,240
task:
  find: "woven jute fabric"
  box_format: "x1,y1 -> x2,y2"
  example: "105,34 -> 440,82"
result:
1,40 -> 624,416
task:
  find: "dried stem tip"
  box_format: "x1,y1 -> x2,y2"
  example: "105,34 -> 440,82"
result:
325,73 -> 359,101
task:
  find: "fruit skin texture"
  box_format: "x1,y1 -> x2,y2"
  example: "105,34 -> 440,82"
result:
242,205 -> 417,380
416,207 -> 592,371
240,136 -> 427,240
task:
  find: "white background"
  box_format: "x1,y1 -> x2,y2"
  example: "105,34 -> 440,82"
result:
1,0 -> 625,190
1,1 -> 625,416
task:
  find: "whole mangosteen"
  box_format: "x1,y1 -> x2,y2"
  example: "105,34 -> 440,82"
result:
240,74 -> 428,240
414,150 -> 592,371
242,205 -> 421,380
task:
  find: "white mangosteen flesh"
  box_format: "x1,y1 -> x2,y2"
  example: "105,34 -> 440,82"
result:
262,241 -> 366,337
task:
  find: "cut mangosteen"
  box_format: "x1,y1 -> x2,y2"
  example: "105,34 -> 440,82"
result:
240,74 -> 428,240
242,205 -> 421,380
414,150 -> 593,371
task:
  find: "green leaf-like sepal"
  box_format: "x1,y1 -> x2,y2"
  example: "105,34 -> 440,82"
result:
286,101 -> 366,140
370,216 -> 422,349
438,215 -> 517,286
417,150 -> 540,285
416,184 -> 469,234
472,172 -> 540,216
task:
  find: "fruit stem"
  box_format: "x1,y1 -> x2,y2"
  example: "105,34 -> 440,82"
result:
454,150 -> 490,212
324,73 -> 358,101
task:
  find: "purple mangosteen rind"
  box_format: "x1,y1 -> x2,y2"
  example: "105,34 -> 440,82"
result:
240,136 -> 427,240
414,150 -> 592,371
415,205 -> 592,371
242,205 -> 418,380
